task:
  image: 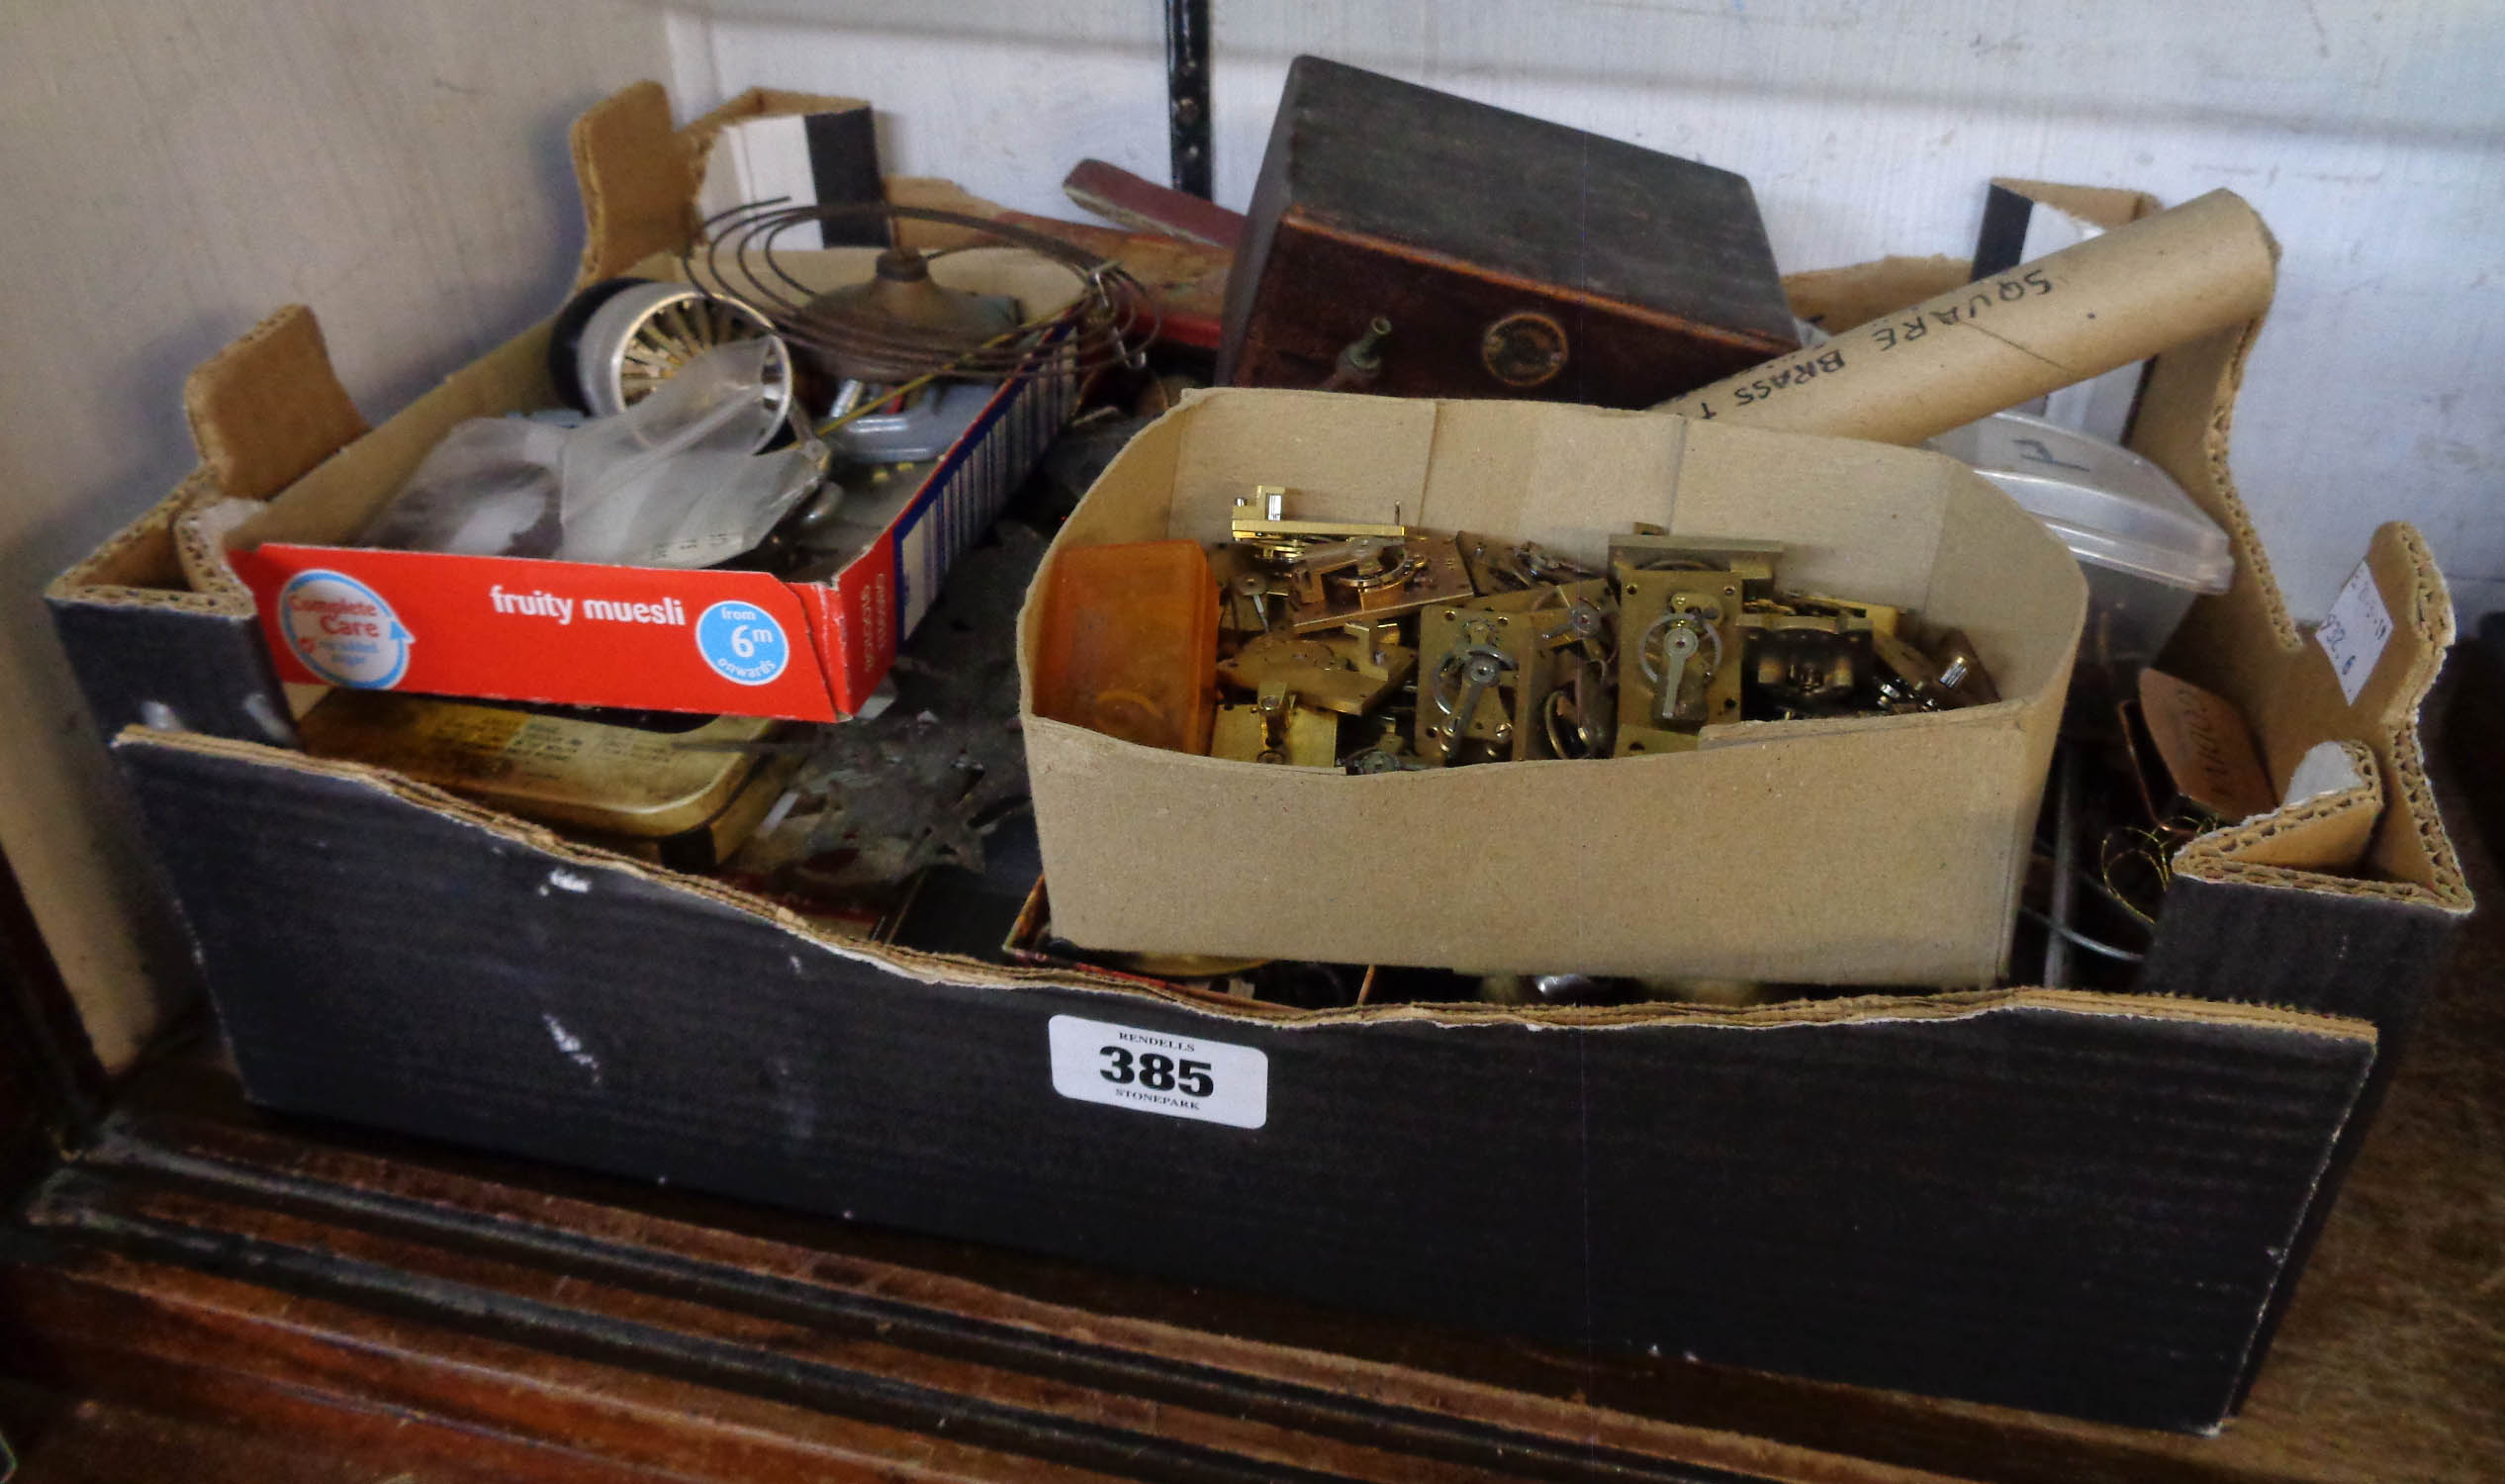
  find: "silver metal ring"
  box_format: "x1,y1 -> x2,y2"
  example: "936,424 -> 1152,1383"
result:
575,281 -> 795,451
1637,608 -> 1723,686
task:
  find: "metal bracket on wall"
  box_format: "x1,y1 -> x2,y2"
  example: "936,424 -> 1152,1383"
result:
1164,0 -> 1212,198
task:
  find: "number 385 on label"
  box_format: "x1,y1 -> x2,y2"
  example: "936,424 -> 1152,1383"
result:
1097,1045 -> 1216,1096
1048,1015 -> 1268,1129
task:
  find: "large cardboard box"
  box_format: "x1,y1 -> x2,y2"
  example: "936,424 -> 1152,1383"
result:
41,85 -> 2474,1432
1020,393 -> 2086,984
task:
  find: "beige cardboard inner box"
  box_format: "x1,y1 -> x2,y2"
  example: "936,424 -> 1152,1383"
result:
1020,392 -> 2089,985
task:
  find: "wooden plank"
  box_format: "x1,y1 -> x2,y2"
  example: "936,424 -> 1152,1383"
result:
21,1171 -> 1551,1484
0,1377 -> 490,1484
0,1245 -> 1129,1484
0,1099 -> 2228,1484
1062,159 -> 1248,251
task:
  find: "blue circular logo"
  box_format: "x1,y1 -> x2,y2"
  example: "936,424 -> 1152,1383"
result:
278,570 -> 412,689
694,601 -> 789,687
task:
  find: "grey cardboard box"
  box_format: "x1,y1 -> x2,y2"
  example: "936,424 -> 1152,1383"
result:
42,85 -> 2472,1431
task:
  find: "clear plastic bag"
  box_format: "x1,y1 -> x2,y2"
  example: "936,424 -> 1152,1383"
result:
357,341 -> 824,569
355,417 -> 568,557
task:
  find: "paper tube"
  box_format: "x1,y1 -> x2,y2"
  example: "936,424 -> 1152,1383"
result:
1654,189 -> 2277,444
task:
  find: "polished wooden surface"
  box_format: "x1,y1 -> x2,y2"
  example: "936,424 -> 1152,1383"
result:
0,1379 -> 495,1484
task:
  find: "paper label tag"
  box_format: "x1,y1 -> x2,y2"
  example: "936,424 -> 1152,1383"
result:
2137,669 -> 2273,820
2316,560 -> 2395,706
1048,1014 -> 1267,1129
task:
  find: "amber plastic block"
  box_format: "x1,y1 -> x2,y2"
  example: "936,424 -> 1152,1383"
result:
1031,540 -> 1217,753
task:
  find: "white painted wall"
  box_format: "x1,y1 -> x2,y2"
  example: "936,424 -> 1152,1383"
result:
0,1 -> 670,1065
671,0 -> 2505,626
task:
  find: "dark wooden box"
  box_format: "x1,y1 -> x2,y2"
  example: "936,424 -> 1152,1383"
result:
1218,56 -> 1798,405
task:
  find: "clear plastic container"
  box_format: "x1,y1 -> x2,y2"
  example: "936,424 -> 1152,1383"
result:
1928,411 -> 2234,680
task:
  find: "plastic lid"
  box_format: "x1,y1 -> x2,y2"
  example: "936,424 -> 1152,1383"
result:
1928,412 -> 2235,595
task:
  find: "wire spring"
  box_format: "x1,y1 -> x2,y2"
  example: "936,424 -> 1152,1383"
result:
683,200 -> 1160,386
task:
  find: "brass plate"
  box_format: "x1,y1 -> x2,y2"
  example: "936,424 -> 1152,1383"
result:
1229,482 -> 1406,545
1212,699 -> 1340,767
1232,516 -> 1410,543
1113,950 -> 1275,978
1460,575 -> 1611,615
1783,593 -> 1901,637
298,691 -> 784,838
1737,613 -> 1874,718
1608,533 -> 1783,599
1415,604 -> 1540,763
1218,626 -> 1416,714
1613,562 -> 1742,757
1211,543 -> 1289,634
588,747 -> 808,870
1456,531 -> 1601,595
1930,626 -> 1999,704
1278,532 -> 1473,633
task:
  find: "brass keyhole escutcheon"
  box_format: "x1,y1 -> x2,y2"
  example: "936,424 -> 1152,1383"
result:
1480,311 -> 1569,388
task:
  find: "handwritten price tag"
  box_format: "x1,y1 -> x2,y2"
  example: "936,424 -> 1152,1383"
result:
2315,560 -> 2395,707
1048,1014 -> 1267,1129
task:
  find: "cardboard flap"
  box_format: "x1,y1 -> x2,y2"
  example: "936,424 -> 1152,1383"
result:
680,84 -> 879,235
182,305 -> 368,504
2165,523 -> 2465,907
578,81 -> 1003,283
2350,522 -> 2454,731
2258,524 -> 2451,872
1987,177 -> 2160,229
680,85 -> 868,159
2136,318 -> 2297,694
48,481 -> 191,600
2219,523 -> 2442,782
2185,739 -> 2382,876
1782,255 -> 1967,335
2343,525 -> 2461,896
570,79 -> 696,287
170,492 -> 261,603
1421,400 -> 1685,551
